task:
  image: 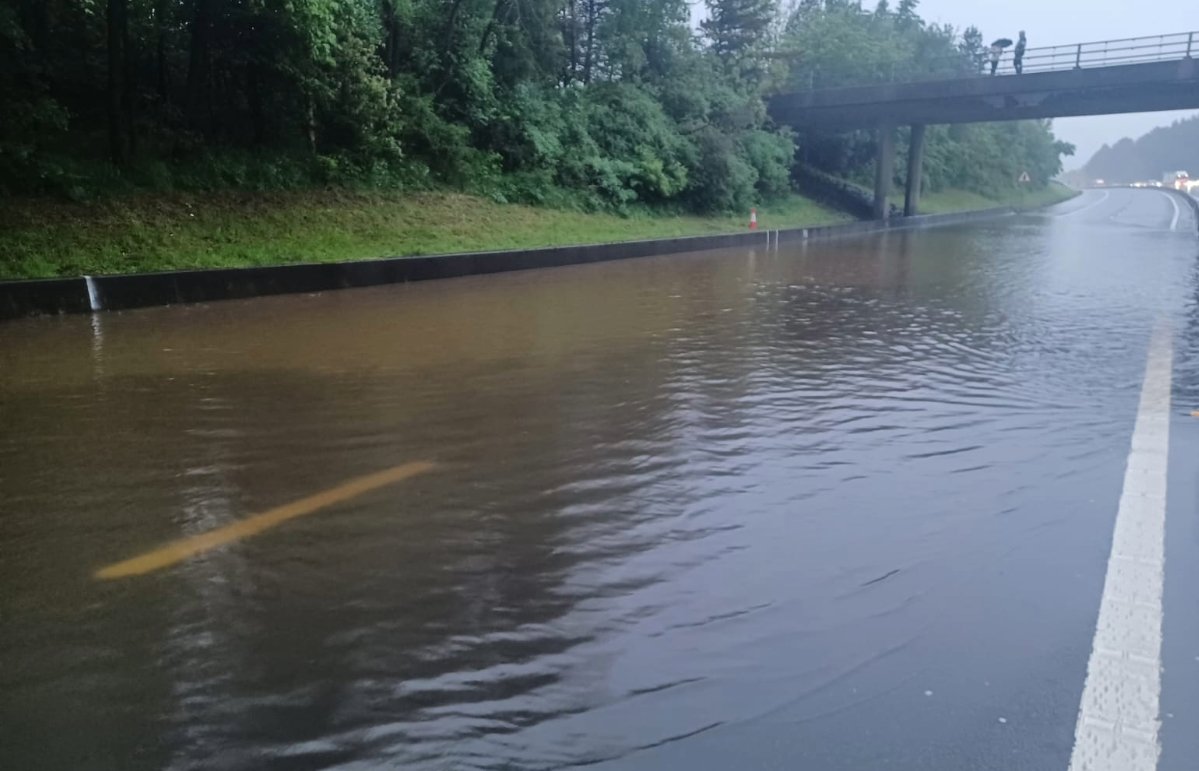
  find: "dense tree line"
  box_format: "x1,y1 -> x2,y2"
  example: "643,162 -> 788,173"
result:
1083,115 -> 1199,184
0,0 -> 1072,209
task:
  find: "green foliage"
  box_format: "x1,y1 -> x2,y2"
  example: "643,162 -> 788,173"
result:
739,128 -> 796,199
784,0 -> 963,89
0,1 -> 70,192
0,0 -> 798,216
702,0 -> 776,64
485,55 -> 794,212
0,0 -> 1073,220
918,122 -> 1072,193
564,84 -> 693,206
688,128 -> 757,212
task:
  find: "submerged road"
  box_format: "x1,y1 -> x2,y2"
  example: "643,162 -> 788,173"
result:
1,188 -> 1197,770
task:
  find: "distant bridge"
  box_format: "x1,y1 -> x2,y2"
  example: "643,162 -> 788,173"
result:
768,31 -> 1199,219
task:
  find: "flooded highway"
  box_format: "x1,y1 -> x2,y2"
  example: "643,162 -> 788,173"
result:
2,188 -> 1198,770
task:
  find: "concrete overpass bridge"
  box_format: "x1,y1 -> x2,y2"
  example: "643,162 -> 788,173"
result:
768,31 -> 1199,219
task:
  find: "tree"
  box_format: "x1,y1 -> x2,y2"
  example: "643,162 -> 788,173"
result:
702,0 -> 776,63
896,0 -> 919,29
106,0 -> 130,164
958,25 -> 984,74
598,0 -> 690,83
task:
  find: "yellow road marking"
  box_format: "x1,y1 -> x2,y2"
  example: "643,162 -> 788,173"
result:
95,461 -> 437,580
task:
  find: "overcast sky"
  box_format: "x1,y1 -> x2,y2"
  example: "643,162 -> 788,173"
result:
914,0 -> 1198,167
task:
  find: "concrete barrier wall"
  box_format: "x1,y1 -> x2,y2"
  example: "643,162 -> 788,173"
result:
1164,188 -> 1199,232
0,207 -> 1017,321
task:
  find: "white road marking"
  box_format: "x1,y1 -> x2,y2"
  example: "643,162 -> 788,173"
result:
1068,322 -> 1172,771
1060,190 -> 1111,218
1159,191 -> 1181,231
84,275 -> 100,311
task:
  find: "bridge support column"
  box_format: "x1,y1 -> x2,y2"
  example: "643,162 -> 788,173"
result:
873,124 -> 895,220
904,123 -> 927,217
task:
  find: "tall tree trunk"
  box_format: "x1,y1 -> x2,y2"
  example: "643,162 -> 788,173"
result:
154,0 -> 169,101
583,0 -> 596,84
478,0 -> 506,56
432,0 -> 467,98
566,0 -> 578,82
443,0 -> 465,48
107,0 -> 128,165
248,66 -> 264,145
305,98 -> 317,154
186,0 -> 214,138
123,2 -> 136,156
382,3 -> 400,78
21,0 -> 51,55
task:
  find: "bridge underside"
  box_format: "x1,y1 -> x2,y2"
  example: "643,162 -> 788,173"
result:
770,58 -> 1199,221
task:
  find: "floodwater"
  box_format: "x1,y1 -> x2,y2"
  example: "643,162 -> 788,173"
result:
2,188 -> 1197,770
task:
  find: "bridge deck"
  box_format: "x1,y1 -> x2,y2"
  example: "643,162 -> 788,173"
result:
770,58 -> 1199,130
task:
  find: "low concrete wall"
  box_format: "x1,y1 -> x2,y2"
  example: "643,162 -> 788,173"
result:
0,207 -> 1015,321
1164,188 -> 1199,232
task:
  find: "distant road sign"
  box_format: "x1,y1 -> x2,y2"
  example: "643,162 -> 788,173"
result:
1018,171 -> 1031,183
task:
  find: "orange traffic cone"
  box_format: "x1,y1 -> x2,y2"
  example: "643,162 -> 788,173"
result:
749,208 -> 758,230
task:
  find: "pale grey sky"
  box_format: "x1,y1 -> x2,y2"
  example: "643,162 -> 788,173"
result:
915,0 -> 1198,166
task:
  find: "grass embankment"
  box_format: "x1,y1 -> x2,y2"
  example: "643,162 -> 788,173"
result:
918,183 -> 1079,215
0,183 -> 1079,280
0,191 -> 849,280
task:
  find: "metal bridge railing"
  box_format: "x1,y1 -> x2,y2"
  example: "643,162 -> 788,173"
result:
1001,30 -> 1195,75
790,30 -> 1197,91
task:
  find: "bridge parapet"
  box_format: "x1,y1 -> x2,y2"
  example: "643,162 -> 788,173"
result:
783,30 -> 1197,93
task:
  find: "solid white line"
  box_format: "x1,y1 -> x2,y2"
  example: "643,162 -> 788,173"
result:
1068,322 -> 1172,771
1159,191 -> 1181,231
1060,190 -> 1111,218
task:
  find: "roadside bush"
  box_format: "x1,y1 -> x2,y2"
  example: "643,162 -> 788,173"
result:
687,129 -> 759,213
741,129 -> 796,198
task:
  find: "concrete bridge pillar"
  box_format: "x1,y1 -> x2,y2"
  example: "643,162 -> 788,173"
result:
873,124 -> 896,220
904,123 -> 927,217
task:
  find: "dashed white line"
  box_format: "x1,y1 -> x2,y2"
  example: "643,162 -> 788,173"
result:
1068,321 -> 1172,771
1159,191 -> 1181,231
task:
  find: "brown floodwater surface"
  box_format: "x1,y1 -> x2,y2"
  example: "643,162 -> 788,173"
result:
2,189 -> 1198,770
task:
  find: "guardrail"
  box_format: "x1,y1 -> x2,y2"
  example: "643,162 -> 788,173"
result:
788,30 -> 1197,90
989,30 -> 1195,75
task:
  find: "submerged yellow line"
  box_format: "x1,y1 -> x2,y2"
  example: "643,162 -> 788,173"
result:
95,461 -> 437,580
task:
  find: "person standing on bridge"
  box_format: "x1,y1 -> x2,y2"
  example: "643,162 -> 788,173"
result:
1013,31 -> 1027,74
989,43 -> 1003,76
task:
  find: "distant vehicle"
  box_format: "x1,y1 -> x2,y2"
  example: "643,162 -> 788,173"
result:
1162,170 -> 1190,190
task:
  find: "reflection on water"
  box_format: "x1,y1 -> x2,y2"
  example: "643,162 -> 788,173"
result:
1,199 -> 1196,770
